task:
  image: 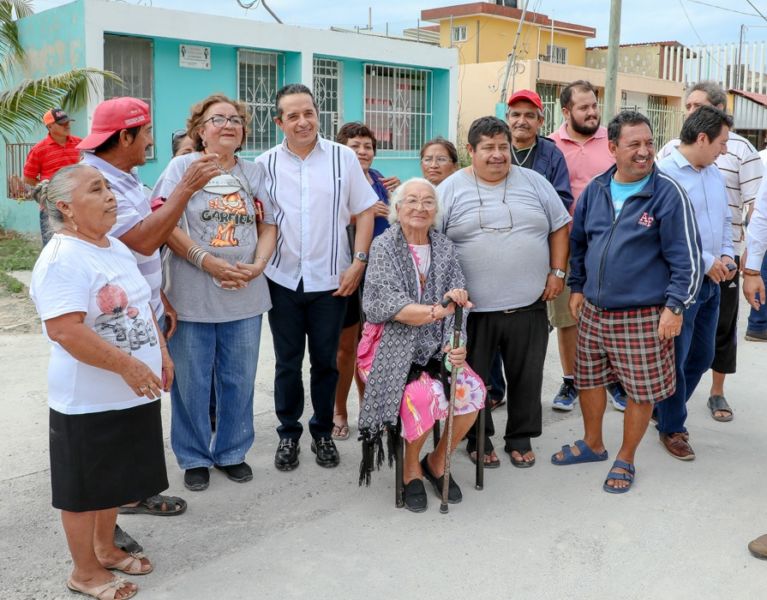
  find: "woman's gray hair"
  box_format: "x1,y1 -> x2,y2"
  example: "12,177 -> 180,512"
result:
388,177 -> 440,226
30,164 -> 87,234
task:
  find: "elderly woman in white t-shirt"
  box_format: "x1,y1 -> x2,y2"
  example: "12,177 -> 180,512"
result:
30,164 -> 173,600
153,94 -> 277,492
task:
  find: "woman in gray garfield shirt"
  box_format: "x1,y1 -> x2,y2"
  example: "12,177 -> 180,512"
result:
153,94 -> 277,492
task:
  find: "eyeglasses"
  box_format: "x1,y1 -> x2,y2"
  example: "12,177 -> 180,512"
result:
475,171 -> 513,233
421,156 -> 452,166
402,197 -> 437,210
204,115 -> 246,128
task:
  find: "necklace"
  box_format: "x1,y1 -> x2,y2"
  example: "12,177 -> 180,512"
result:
60,225 -> 109,247
511,140 -> 537,168
473,168 -> 509,205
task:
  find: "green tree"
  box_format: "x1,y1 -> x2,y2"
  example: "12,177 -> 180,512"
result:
0,0 -> 113,142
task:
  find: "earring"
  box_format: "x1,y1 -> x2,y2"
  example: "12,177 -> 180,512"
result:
201,138 -> 207,148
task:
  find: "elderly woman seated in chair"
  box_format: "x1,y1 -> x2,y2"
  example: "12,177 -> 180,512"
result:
357,177 -> 486,513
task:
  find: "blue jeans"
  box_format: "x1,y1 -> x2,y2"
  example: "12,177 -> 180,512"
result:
267,279 -> 346,440
168,316 -> 262,469
655,279 -> 720,434
747,252 -> 767,334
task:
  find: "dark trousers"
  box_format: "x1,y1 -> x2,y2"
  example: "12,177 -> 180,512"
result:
711,256 -> 739,374
488,352 -> 506,400
656,278 -> 720,434
747,252 -> 767,334
268,279 -> 347,441
465,302 -> 548,453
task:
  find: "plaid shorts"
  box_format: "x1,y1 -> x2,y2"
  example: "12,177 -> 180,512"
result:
575,301 -> 675,404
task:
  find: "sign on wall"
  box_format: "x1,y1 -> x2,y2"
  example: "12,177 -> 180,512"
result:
179,44 -> 211,70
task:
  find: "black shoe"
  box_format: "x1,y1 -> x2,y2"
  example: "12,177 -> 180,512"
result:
183,467 -> 210,491
114,525 -> 143,554
311,437 -> 340,468
274,439 -> 300,471
215,461 -> 253,483
403,479 -> 428,513
420,454 -> 462,503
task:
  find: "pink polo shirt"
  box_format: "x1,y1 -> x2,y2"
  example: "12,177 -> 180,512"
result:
549,123 -> 614,212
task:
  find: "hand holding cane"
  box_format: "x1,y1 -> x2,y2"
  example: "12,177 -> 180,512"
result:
440,297 -> 463,514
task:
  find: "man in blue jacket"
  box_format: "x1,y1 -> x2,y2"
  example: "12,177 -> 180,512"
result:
551,111 -> 703,493
655,106 -> 736,461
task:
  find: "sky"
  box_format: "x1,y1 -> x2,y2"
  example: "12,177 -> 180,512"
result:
32,0 -> 767,47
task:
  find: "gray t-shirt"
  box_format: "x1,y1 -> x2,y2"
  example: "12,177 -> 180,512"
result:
152,153 -> 275,323
437,167 -> 571,311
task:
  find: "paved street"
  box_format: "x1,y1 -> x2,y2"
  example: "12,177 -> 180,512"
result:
1,288 -> 765,599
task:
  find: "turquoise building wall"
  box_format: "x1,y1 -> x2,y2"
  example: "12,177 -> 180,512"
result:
0,0 -> 88,234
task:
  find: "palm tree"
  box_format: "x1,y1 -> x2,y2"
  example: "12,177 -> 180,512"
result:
0,0 -> 114,142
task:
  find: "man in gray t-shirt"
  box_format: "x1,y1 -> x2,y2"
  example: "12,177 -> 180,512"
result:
438,116 -> 570,468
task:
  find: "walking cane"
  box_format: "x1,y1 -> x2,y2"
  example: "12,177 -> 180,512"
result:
440,298 -> 463,514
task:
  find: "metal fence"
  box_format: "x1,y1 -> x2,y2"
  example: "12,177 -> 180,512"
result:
5,143 -> 34,199
539,101 -> 684,150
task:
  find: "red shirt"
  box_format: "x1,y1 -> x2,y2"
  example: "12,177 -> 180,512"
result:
23,134 -> 83,182
549,124 -> 614,211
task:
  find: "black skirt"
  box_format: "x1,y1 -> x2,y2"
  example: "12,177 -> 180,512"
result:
49,400 -> 169,512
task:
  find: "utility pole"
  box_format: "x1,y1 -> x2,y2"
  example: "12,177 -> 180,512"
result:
603,0 -> 621,122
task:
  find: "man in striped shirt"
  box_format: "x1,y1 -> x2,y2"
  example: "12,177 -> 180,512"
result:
658,81 -> 764,423
23,108 -> 82,245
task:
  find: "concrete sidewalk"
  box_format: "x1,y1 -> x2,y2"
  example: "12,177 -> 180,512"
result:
0,298 -> 765,599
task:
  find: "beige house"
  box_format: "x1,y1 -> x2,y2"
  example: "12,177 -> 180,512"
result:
421,3 -> 685,147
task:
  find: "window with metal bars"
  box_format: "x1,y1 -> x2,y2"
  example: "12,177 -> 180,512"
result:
313,58 -> 343,140
238,50 -> 283,154
103,34 -> 154,159
364,64 -> 432,156
546,45 -> 568,65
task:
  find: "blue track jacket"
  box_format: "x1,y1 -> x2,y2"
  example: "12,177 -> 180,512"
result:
533,136 -> 574,212
568,165 -> 704,311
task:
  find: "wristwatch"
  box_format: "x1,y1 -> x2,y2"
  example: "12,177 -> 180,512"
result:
550,268 -> 566,279
666,305 -> 683,316
353,251 -> 369,264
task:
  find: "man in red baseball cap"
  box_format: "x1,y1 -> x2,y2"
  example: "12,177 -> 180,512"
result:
23,107 -> 82,245
80,96 -> 219,554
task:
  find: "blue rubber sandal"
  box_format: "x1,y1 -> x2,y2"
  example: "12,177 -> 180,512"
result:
551,439 -> 609,465
602,459 -> 635,494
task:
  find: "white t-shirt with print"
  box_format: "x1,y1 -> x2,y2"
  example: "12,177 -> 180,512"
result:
30,234 -> 162,415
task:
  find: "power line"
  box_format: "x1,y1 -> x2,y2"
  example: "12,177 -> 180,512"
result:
745,1 -> 767,23
687,0 -> 761,17
678,0 -> 722,69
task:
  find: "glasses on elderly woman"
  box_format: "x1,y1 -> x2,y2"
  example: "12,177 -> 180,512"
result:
421,156 -> 452,165
204,115 -> 246,128
402,196 -> 437,210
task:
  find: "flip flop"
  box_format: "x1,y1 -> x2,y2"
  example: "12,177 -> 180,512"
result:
602,459 -> 635,494
332,423 -> 350,440
118,494 -> 187,516
508,448 -> 536,468
707,395 -> 733,422
104,551 -> 153,576
468,449 -> 501,468
67,575 -> 137,599
551,439 -> 608,465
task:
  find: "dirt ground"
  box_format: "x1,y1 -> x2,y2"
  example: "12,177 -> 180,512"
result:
0,285 -> 40,334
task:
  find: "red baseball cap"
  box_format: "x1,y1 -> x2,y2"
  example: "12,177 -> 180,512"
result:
507,89 -> 543,111
77,97 -> 151,151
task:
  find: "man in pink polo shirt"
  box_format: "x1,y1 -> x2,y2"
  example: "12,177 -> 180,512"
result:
548,80 -> 619,412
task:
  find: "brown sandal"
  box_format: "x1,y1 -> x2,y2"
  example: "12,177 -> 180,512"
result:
105,552 -> 153,576
66,576 -> 137,600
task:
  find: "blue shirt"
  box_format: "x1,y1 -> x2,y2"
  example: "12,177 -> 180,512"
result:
610,174 -> 650,217
658,148 -> 734,273
369,168 -> 390,238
